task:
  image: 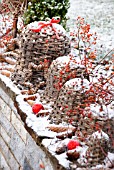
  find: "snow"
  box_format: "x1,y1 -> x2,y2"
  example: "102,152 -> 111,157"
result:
53,55 -> 85,70
65,78 -> 90,91
90,64 -> 114,84
91,130 -> 109,140
0,14 -> 13,35
90,102 -> 114,119
42,138 -> 70,168
0,74 -> 20,95
67,0 -> 114,56
27,20 -> 66,35
52,23 -> 66,35
26,115 -> 57,138
0,6 -> 114,169
77,145 -> 88,166
104,152 -> 114,169
15,83 -> 113,169
16,93 -> 59,138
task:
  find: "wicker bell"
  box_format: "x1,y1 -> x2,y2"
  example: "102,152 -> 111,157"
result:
41,55 -> 88,103
11,21 -> 71,92
49,78 -> 94,126
85,131 -> 109,166
76,102 -> 114,145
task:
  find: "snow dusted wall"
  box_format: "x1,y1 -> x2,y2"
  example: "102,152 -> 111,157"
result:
0,75 -> 64,170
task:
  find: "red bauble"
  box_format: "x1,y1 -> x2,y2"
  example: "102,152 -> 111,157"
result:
32,104 -> 44,114
67,140 -> 80,150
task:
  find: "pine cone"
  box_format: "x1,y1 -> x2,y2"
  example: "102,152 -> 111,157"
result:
66,150 -> 80,160
47,126 -> 76,133
56,144 -> 67,154
26,100 -> 35,107
56,129 -> 76,139
24,95 -> 37,101
1,70 -> 11,77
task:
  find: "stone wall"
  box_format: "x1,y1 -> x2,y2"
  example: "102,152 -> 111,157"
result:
0,75 -> 65,170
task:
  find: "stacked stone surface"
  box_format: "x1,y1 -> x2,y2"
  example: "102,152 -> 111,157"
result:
11,22 -> 71,92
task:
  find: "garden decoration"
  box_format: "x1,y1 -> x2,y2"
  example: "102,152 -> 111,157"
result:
40,55 -> 89,104
30,17 -> 60,39
76,102 -> 114,151
11,17 -> 71,93
85,131 -> 109,166
76,102 -> 114,136
49,78 -> 95,126
32,103 -> 44,115
67,140 -> 80,150
1,12 -> 114,169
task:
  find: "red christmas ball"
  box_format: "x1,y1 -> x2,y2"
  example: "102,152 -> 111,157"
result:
32,103 -> 44,114
67,140 -> 80,150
